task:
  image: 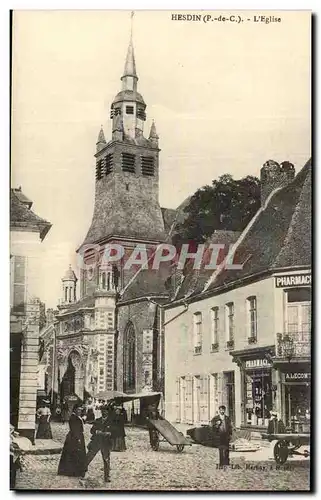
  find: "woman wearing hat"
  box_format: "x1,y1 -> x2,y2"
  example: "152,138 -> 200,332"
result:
58,404 -> 87,478
36,399 -> 53,439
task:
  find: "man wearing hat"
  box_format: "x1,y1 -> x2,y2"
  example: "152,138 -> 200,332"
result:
85,403 -> 115,483
211,405 -> 233,466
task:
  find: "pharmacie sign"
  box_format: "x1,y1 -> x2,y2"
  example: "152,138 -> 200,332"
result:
285,372 -> 311,381
245,359 -> 271,369
275,273 -> 311,288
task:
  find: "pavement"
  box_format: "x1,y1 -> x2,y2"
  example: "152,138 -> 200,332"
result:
14,422 -> 311,491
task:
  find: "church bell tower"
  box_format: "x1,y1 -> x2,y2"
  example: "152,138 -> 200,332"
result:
81,15 -> 165,256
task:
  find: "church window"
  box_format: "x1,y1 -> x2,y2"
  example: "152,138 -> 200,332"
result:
141,156 -> 155,176
96,159 -> 103,180
105,154 -> 113,175
121,153 -> 135,173
107,272 -> 111,291
123,322 -> 136,393
65,287 -> 68,303
102,272 -> 106,289
126,106 -> 134,115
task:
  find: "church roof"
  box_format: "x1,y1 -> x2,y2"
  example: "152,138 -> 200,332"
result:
112,90 -> 145,106
174,230 -> 242,300
10,188 -> 52,241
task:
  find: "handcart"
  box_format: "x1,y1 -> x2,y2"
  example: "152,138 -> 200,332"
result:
262,432 -> 310,464
108,391 -> 192,453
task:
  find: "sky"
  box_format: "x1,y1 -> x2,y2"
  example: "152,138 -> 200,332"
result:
11,10 -> 311,308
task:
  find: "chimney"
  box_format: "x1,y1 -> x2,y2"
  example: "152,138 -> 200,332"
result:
260,160 -> 295,206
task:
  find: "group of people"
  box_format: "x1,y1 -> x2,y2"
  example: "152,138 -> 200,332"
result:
58,401 -> 127,483
35,398 -> 127,483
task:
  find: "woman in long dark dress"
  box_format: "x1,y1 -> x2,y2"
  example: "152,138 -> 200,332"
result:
111,405 -> 127,451
58,404 -> 87,478
36,400 -> 53,439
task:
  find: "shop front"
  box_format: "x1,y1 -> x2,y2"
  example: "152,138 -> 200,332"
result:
231,346 -> 275,429
278,365 -> 311,433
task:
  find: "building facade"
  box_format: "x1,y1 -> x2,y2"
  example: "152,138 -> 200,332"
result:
10,187 -> 52,441
164,159 -> 311,431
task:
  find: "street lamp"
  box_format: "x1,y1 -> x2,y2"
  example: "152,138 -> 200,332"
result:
281,334 -> 294,362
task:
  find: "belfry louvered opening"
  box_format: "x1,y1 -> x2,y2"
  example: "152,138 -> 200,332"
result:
141,156 -> 155,176
121,153 -> 136,173
105,154 -> 113,175
96,159 -> 104,180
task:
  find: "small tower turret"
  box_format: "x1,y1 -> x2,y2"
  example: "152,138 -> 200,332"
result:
62,265 -> 77,304
96,126 -> 107,153
149,121 -> 159,148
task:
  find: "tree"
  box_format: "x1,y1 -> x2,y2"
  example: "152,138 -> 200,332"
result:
173,174 -> 261,245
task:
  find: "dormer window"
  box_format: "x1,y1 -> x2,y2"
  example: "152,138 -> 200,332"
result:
141,156 -> 154,176
126,106 -> 134,115
122,153 -> 135,173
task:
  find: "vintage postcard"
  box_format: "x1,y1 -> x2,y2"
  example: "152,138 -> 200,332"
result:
10,10 -> 311,491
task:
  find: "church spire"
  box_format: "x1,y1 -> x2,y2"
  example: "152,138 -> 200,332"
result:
121,12 -> 138,91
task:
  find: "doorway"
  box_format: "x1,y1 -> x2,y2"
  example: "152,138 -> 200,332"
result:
223,371 -> 235,424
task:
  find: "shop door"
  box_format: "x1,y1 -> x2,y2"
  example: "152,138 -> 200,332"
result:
285,384 -> 311,432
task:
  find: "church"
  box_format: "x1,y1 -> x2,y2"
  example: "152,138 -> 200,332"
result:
53,29 -> 186,403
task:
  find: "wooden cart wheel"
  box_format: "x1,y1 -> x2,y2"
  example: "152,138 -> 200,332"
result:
176,444 -> 185,453
274,440 -> 289,464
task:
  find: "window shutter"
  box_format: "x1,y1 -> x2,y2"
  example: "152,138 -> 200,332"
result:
12,256 -> 27,313
199,375 -> 209,423
185,376 -> 193,424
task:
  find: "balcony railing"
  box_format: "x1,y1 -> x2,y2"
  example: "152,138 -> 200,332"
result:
276,332 -> 311,359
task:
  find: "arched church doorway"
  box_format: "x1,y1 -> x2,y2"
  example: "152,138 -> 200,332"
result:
60,350 -> 83,400
61,356 -> 75,400
123,322 -> 136,393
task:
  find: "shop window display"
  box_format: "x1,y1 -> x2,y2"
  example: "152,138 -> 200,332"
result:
245,371 -> 272,427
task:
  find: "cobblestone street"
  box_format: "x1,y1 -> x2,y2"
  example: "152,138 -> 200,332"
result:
14,423 -> 310,491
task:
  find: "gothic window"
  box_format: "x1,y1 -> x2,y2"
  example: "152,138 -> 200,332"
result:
141,156 -> 155,176
121,153 -> 135,173
105,154 -> 113,176
123,322 -> 136,393
126,106 -> 134,115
